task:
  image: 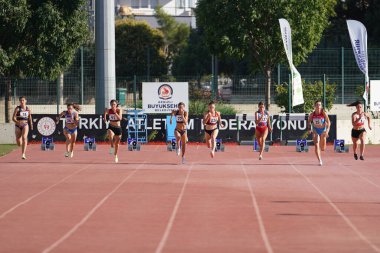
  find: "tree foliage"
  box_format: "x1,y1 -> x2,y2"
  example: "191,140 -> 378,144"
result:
115,19 -> 167,77
196,0 -> 336,106
0,0 -> 89,79
154,6 -> 190,70
274,80 -> 336,113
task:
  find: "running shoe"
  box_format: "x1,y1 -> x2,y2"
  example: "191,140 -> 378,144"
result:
65,152 -> 69,157
21,154 -> 26,160
360,155 -> 364,160
115,155 -> 118,163
354,154 -> 358,160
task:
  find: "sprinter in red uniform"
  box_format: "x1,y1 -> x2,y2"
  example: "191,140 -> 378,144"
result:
307,100 -> 330,166
104,100 -> 122,163
255,102 -> 272,160
203,101 -> 224,158
12,96 -> 33,159
348,101 -> 372,160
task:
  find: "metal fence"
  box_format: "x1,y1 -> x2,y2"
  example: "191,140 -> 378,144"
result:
1,47 -> 380,116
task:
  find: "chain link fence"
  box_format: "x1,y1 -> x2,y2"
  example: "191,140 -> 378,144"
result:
1,47 -> 380,122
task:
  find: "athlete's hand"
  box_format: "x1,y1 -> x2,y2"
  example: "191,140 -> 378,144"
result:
324,131 -> 329,138
308,129 -> 313,135
269,127 -> 273,133
369,125 -> 372,130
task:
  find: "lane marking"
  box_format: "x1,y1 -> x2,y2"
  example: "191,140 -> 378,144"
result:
0,164 -> 90,220
155,163 -> 193,253
288,162 -> 380,253
241,162 -> 274,253
42,162 -> 146,253
339,163 -> 380,189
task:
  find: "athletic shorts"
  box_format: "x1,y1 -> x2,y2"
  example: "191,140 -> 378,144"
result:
108,125 -> 122,136
256,126 -> 267,134
64,126 -> 77,134
351,128 -> 366,139
313,127 -> 326,136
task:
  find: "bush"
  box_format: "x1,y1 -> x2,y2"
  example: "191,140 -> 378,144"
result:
274,79 -> 336,113
189,100 -> 237,115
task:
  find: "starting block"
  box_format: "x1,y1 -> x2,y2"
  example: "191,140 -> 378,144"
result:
167,138 -> 177,151
128,138 -> 141,151
215,138 -> 225,152
334,139 -> 349,153
296,139 -> 309,152
253,139 -> 269,152
84,137 -> 96,151
41,137 -> 55,151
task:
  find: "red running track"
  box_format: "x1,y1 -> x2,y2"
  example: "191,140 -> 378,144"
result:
0,144 -> 380,253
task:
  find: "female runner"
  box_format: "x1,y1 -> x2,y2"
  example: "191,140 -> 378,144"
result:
170,102 -> 188,164
12,96 -> 33,159
104,100 -> 122,163
348,101 -> 372,160
203,101 -> 224,158
307,100 -> 330,166
255,102 -> 272,160
56,103 -> 80,158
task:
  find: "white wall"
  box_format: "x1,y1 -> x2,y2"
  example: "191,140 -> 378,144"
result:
0,124 -> 16,144
336,119 -> 380,144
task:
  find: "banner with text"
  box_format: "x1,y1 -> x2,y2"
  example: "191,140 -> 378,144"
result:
370,80 -> 380,111
30,114 -> 337,143
142,82 -> 189,114
347,20 -> 369,103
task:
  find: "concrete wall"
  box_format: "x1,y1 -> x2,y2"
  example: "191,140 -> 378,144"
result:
337,119 -> 380,144
0,124 -> 16,144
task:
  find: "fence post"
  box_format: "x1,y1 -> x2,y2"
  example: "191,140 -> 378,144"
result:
323,74 -> 326,107
80,46 -> 84,105
133,75 -> 137,111
147,47 -> 150,82
341,47 -> 344,104
56,77 -> 59,115
288,74 -> 292,113
277,64 -> 281,85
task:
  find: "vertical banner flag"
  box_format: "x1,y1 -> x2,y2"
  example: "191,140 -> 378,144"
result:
370,80 -> 380,111
346,20 -> 369,104
279,19 -> 304,106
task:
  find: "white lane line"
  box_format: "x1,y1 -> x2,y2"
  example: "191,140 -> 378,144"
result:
0,164 -> 90,220
339,163 -> 380,189
42,162 -> 145,253
288,162 -> 380,253
155,163 -> 193,253
241,162 -> 274,253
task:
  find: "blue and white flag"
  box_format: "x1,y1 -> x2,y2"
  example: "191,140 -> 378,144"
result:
347,20 -> 369,103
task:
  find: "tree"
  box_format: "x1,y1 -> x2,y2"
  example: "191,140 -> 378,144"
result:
115,19 -> 167,77
322,0 -> 380,47
0,0 -> 89,121
274,80 -> 336,113
154,6 -> 190,73
196,0 -> 336,108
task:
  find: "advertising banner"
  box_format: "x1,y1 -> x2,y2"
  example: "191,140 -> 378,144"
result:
142,82 -> 189,114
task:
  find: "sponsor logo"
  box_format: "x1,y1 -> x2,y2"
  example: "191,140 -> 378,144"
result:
37,117 -> 56,136
158,84 -> 173,100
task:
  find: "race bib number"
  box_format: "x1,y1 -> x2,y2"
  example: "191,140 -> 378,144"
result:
20,111 -> 29,117
109,114 -> 118,121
